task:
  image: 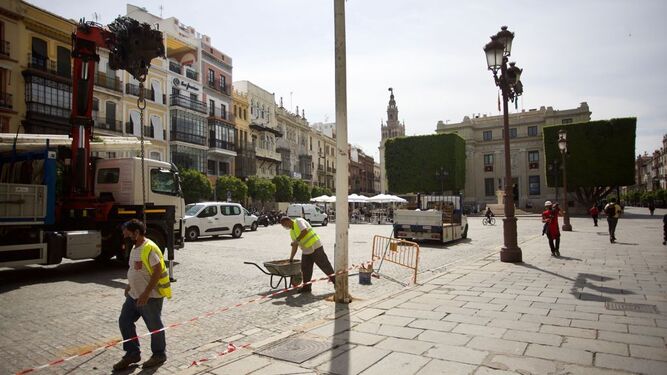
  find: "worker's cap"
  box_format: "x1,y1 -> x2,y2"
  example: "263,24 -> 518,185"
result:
279,216 -> 292,224
544,200 -> 552,207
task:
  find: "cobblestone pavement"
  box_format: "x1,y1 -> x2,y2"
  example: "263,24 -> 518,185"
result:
192,207 -> 667,375
2,213 -> 554,374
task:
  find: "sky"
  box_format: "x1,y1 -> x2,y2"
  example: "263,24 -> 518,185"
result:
29,0 -> 667,161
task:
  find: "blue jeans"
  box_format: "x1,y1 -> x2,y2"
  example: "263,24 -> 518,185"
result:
119,296 -> 166,357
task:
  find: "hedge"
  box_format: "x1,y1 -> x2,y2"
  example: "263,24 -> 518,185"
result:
385,133 -> 466,194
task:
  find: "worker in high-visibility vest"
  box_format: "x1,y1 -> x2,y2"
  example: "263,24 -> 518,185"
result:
280,216 -> 335,293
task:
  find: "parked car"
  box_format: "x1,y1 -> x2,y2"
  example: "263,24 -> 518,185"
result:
184,202 -> 245,241
243,208 -> 259,231
286,204 -> 328,226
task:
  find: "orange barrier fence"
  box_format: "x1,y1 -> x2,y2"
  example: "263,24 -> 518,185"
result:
371,235 -> 420,284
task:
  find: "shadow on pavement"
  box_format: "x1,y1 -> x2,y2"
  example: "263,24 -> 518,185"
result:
329,302 -> 351,374
0,259 -> 128,293
272,292 -> 334,307
612,242 -> 639,246
517,263 -> 634,302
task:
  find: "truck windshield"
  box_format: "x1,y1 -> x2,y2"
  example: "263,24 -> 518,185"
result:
151,168 -> 179,196
185,204 -> 204,216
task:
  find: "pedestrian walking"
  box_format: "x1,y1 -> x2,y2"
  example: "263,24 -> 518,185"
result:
114,219 -> 171,371
648,201 -> 655,216
541,201 -> 561,256
663,213 -> 667,245
280,216 -> 335,293
589,205 -> 599,226
604,198 -> 622,243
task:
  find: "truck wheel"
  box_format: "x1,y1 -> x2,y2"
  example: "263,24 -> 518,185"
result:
322,218 -> 328,226
186,227 -> 199,241
146,227 -> 167,253
232,224 -> 243,238
251,222 -> 258,231
461,225 -> 469,239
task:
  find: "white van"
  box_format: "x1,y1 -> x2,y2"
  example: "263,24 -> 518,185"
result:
286,204 -> 328,226
184,202 -> 245,240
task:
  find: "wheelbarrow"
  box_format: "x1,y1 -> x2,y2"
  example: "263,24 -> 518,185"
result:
244,259 -> 303,289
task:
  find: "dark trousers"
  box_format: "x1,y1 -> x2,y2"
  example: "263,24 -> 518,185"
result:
301,247 -> 335,290
607,217 -> 618,239
546,233 -> 560,253
592,215 -> 598,226
119,296 -> 166,357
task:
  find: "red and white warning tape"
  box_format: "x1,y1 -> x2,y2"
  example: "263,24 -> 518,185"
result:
16,259 -> 376,375
188,342 -> 251,368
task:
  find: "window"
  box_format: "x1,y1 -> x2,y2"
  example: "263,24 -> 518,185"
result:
97,168 -> 119,184
510,128 -> 517,138
209,99 -> 215,116
528,126 -> 538,136
208,159 -> 216,175
31,37 -> 47,68
198,205 -> 217,218
485,178 -> 495,197
483,130 -> 492,141
170,109 -> 207,145
220,75 -> 226,90
529,176 -> 540,195
483,154 -> 494,165
219,161 -> 228,175
105,101 -> 116,124
56,46 -> 71,78
221,104 -> 227,119
92,97 -> 99,112
528,151 -> 539,163
208,69 -> 215,85
149,151 -> 161,161
561,118 -> 573,124
151,168 -> 179,196
221,205 -> 241,216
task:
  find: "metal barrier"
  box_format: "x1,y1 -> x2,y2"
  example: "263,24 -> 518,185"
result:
372,235 -> 420,284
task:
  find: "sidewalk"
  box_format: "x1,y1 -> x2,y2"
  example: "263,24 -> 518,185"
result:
182,210 -> 667,375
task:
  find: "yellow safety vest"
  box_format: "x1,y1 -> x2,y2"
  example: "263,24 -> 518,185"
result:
140,239 -> 172,299
290,219 -> 320,250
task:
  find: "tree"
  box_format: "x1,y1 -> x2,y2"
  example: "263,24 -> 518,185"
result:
180,168 -> 212,204
272,175 -> 293,202
215,175 -> 248,203
312,185 -> 333,197
293,179 -> 311,202
254,178 -> 276,204
543,118 -> 636,207
246,176 -> 259,200
385,134 -> 466,194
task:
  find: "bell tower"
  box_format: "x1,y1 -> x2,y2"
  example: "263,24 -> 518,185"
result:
379,88 -> 406,193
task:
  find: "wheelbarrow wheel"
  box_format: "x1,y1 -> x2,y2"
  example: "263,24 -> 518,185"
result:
291,274 -> 303,287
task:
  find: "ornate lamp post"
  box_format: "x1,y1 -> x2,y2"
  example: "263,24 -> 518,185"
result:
436,167 -> 449,195
484,26 -> 523,263
558,129 -> 572,231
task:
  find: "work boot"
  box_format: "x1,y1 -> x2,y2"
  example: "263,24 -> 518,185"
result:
297,286 -> 312,293
142,354 -> 167,368
112,354 -> 141,371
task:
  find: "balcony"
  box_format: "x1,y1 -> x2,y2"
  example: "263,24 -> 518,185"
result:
255,148 -> 282,162
206,78 -> 230,96
95,71 -> 122,92
0,92 -> 12,110
209,139 -> 236,152
302,173 -> 313,181
0,40 -> 9,58
208,107 -> 234,123
171,130 -> 206,146
26,53 -> 71,79
26,102 -> 70,124
93,115 -> 122,133
185,68 -> 199,81
278,168 -> 291,176
169,61 -> 182,74
170,93 -> 207,113
125,83 -> 154,101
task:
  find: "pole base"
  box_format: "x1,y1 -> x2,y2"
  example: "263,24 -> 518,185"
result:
562,223 -> 573,231
500,246 -> 522,263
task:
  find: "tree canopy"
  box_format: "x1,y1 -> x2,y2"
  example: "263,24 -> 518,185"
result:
254,178 -> 276,203
180,169 -> 212,204
385,133 -> 466,194
292,179 -> 311,202
312,185 -> 333,197
215,175 -> 248,203
543,118 -> 636,205
272,175 -> 293,202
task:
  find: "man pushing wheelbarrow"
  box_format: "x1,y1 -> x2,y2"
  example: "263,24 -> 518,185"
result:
280,216 -> 336,293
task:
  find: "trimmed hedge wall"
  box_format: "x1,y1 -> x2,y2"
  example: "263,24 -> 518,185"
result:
385,133 -> 466,194
543,118 -> 636,188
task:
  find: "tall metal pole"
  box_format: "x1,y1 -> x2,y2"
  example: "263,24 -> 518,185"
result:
334,0 -> 350,303
499,59 -> 522,262
561,150 -> 572,231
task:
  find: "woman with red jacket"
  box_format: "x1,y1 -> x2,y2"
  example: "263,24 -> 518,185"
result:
589,205 -> 599,227
542,201 -> 561,257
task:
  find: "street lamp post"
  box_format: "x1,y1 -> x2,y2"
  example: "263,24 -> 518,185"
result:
484,26 -> 523,263
436,167 -> 449,195
558,129 -> 572,231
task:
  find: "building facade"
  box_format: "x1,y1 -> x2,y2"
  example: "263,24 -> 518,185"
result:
349,145 -> 375,195
275,102 -> 313,183
632,134 -> 667,193
312,126 -> 337,191
379,88 -> 405,193
233,89 -> 255,178
234,80 -> 282,179
435,102 -> 592,210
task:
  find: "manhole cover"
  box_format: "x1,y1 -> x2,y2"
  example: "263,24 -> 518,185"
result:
605,302 -> 659,314
257,337 -> 332,363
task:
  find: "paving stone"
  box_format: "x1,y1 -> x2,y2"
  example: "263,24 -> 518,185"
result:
628,324 -> 667,339
466,336 -> 527,356
452,323 -> 506,338
352,322 -> 381,335
407,319 -> 457,332
415,359 -> 477,374
376,324 -> 423,339
491,298 -> 533,307
418,331 -> 472,346
424,344 -> 489,365
442,313 -> 491,325
483,354 -> 557,374
250,361 -> 316,374
549,309 -> 600,321
333,331 -> 385,346
462,302 -> 506,311
557,363 -> 636,375
598,315 -> 656,326
359,351 -> 430,375
397,302 -> 440,311
309,321 -> 354,339
375,337 -> 434,355
562,337 -> 629,356
525,343 -> 593,366
316,345 -> 390,375
298,344 -> 355,368
598,331 -> 665,347
504,305 -> 549,316
355,308 -> 386,321
502,330 -> 562,346
540,324 -> 596,339
210,355 -> 271,375
596,353 -> 667,375
628,344 -> 667,361
373,299 -> 405,310
570,319 -> 628,333
472,367 -> 518,375
520,313 -> 571,327
385,308 -> 446,321
367,315 -> 415,327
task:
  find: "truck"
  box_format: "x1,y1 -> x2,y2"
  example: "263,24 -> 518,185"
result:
0,17 -> 184,270
393,195 -> 468,243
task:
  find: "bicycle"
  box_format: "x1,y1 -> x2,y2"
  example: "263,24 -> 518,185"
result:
482,216 -> 496,225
